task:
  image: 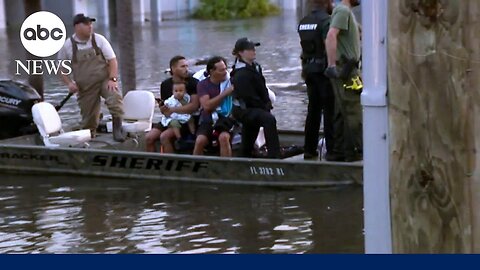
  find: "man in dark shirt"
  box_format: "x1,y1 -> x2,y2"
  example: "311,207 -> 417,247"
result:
298,0 -> 335,160
145,55 -> 199,153
193,56 -> 234,157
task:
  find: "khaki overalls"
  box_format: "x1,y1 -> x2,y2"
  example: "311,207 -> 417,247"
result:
71,34 -> 124,135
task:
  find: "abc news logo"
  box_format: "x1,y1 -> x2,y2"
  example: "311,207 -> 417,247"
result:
16,11 -> 72,75
23,25 -> 64,41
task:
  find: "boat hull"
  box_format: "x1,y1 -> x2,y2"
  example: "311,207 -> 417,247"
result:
0,130 -> 362,187
0,144 -> 362,187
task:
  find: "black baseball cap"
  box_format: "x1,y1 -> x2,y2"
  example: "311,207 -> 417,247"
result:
73,14 -> 96,26
233,37 -> 260,53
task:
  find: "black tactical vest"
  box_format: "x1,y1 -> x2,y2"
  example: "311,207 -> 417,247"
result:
298,10 -> 330,64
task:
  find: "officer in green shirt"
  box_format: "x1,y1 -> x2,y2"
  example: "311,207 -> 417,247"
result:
324,0 -> 362,162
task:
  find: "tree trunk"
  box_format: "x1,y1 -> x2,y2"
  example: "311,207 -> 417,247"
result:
115,0 -> 136,95
23,0 -> 44,99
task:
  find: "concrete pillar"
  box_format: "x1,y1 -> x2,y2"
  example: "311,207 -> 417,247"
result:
72,0 -> 88,14
150,0 -> 162,23
5,0 -> 24,28
132,0 -> 145,24
187,0 -> 199,16
282,0 -> 297,10
142,0 -> 150,21
175,0 -> 180,19
42,0 -> 74,26
0,0 -> 5,29
297,0 -> 307,18
95,0 -> 109,26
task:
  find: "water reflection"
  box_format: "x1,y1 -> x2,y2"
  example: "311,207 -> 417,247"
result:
0,176 -> 363,253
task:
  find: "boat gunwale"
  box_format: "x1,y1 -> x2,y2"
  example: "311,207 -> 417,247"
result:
0,143 -> 363,168
2,167 -> 356,188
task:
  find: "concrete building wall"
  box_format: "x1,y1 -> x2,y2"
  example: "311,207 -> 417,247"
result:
0,0 -> 299,29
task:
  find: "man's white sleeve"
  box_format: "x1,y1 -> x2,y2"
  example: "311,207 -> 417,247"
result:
96,34 -> 117,60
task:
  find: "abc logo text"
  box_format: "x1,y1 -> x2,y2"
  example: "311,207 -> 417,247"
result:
16,11 -> 71,75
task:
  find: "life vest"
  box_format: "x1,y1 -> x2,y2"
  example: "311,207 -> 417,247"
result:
298,10 -> 330,70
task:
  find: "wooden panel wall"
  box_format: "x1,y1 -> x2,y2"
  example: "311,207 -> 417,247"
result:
388,0 -> 480,253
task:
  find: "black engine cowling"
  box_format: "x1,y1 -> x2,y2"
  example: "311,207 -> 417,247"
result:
0,80 -> 41,140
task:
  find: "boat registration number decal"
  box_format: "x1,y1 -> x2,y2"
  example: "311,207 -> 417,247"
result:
249,166 -> 285,176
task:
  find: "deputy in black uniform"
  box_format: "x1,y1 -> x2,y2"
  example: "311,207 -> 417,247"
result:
231,37 -> 281,159
297,0 -> 335,160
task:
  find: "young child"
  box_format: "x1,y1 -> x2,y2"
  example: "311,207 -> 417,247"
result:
160,82 -> 196,139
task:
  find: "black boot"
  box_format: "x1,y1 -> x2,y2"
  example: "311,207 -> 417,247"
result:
112,117 -> 126,142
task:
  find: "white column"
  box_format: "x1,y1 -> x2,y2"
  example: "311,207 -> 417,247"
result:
72,0 -> 88,15
0,0 -> 5,29
282,0 -> 297,10
142,0 -> 151,21
150,0 -> 162,23
361,0 -> 392,254
132,0 -> 145,24
95,0 -> 109,26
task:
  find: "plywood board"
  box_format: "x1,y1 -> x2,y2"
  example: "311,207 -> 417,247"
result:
388,0 -> 480,253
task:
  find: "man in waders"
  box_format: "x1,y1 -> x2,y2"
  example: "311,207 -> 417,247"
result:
58,14 -> 125,142
298,0 -> 334,160
324,0 -> 363,162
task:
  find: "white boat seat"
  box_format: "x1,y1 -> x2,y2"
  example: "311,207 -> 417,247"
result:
32,102 -> 91,147
49,129 -> 91,146
122,90 -> 155,133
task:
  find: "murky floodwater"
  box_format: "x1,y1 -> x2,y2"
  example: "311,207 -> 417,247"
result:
0,176 -> 363,254
0,12 -> 363,253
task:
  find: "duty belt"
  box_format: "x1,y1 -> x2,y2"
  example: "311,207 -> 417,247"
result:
305,58 -> 325,65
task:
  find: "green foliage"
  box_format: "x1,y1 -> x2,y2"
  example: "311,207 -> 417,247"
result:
193,0 -> 280,20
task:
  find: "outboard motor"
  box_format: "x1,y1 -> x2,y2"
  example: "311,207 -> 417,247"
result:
0,80 -> 41,140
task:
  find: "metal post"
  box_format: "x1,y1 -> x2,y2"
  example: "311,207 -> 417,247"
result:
361,0 -> 392,254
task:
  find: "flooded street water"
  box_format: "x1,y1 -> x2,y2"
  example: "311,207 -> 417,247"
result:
0,12 -> 364,253
0,176 -> 363,254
